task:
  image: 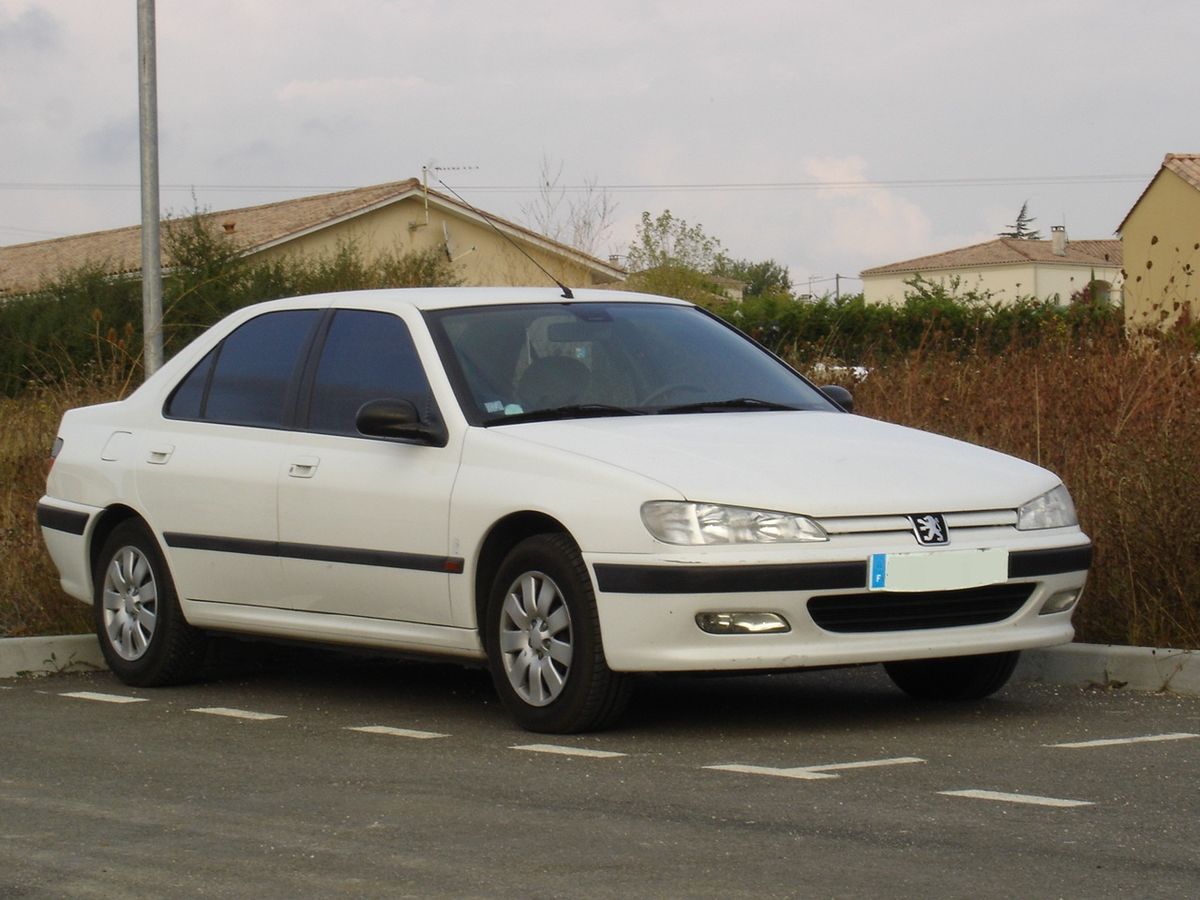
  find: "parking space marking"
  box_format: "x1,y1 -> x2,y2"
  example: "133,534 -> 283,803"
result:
511,744 -> 627,759
705,756 -> 925,781
347,725 -> 449,739
60,691 -> 148,704
1047,732 -> 1199,749
189,707 -> 285,721
940,790 -> 1093,808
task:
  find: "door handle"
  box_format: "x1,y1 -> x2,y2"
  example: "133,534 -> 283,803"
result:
147,445 -> 175,465
288,456 -> 320,478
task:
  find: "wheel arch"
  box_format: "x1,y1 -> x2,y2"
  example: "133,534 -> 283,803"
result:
88,504 -> 152,591
473,511 -> 576,629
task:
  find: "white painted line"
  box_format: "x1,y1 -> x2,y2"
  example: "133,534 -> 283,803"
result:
60,691 -> 147,704
511,744 -> 626,759
940,789 -> 1093,808
705,756 -> 925,781
1048,732 -> 1200,749
347,725 -> 449,740
189,707 -> 285,721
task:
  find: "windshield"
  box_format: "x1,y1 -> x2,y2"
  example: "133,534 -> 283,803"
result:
425,302 -> 836,425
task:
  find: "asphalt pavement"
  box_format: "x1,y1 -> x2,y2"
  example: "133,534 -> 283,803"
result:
2,643 -> 1198,898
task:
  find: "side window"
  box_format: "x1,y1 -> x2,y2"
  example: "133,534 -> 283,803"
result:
165,309 -> 319,427
164,347 -> 216,419
306,310 -> 434,436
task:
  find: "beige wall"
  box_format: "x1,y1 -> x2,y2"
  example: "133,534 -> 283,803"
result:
1122,170 -> 1200,330
252,196 -> 615,289
863,262 -> 1122,307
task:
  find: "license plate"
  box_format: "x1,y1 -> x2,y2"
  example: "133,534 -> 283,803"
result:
868,548 -> 1009,592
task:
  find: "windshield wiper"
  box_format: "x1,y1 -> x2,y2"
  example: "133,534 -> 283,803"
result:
483,403 -> 648,426
655,397 -> 802,415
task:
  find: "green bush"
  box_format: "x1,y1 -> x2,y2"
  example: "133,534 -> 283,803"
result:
720,278 -> 1123,364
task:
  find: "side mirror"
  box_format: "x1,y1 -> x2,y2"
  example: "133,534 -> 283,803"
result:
356,398 -> 446,445
819,385 -> 854,413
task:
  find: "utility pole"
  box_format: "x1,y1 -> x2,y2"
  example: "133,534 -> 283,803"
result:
835,273 -> 841,301
137,0 -> 163,376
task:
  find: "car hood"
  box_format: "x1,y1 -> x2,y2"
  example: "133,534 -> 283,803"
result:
497,411 -> 1058,517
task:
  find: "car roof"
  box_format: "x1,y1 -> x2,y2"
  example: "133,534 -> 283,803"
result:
247,287 -> 693,314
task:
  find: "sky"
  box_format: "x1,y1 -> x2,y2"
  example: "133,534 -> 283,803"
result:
1,0 -> 1197,294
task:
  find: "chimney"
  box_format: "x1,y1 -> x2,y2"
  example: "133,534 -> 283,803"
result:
1051,225 -> 1067,256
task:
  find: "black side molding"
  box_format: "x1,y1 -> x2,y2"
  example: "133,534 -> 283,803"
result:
163,532 -> 465,574
36,503 -> 89,536
593,561 -> 867,595
1007,544 -> 1094,578
594,543 -> 1094,595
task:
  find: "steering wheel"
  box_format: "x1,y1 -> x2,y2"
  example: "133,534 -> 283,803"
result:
641,383 -> 706,405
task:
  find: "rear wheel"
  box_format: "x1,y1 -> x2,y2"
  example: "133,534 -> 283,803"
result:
93,520 -> 206,686
883,651 -> 1020,701
484,533 -> 631,733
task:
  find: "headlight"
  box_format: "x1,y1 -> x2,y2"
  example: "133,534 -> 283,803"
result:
1017,484 -> 1078,530
641,501 -> 828,545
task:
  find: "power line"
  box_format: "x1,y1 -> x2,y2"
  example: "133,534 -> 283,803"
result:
0,173 -> 1151,195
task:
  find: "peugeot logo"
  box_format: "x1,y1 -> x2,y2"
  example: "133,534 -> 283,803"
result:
909,513 -> 949,545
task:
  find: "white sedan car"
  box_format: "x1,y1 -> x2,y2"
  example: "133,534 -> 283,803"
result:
38,288 -> 1091,732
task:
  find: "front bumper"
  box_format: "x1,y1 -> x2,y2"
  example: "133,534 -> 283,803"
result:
586,538 -> 1091,672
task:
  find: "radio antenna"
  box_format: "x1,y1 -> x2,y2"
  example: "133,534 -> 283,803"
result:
435,177 -> 574,300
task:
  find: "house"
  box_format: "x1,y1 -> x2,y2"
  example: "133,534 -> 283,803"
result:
0,178 -> 626,298
1117,153 -> 1200,330
860,229 -> 1122,306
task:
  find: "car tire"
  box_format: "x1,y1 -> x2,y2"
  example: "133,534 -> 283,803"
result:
484,533 -> 631,733
883,651 -> 1020,701
93,520 -> 206,686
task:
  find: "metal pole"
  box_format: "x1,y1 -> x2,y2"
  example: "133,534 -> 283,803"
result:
137,0 -> 163,376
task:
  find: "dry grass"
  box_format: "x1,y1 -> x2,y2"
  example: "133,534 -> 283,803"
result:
0,376 -> 126,636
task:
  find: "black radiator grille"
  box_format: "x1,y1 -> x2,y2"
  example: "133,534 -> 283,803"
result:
807,583 -> 1035,633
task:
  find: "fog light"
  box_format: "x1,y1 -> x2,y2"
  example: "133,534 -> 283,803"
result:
696,612 -> 791,634
1040,589 -> 1081,615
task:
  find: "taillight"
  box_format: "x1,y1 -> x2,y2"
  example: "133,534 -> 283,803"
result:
47,437 -> 63,476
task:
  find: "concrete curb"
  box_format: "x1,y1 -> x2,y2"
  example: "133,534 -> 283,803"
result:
0,634 -> 105,678
2,635 -> 1198,696
1015,642 -> 1200,696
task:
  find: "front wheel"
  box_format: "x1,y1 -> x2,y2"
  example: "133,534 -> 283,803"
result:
484,534 -> 631,733
93,520 -> 206,686
883,651 -> 1020,701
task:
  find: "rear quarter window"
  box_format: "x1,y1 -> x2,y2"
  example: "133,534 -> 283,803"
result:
164,309 -> 321,427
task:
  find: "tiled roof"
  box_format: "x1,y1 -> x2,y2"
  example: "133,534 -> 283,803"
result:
861,236 -> 1122,277
1164,153 -> 1200,192
0,179 -> 623,295
1116,153 -> 1200,233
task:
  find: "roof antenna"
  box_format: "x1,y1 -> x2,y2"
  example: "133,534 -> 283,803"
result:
435,177 -> 574,300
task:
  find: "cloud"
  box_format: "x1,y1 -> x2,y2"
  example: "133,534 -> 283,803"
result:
80,115 -> 139,166
795,156 -> 941,268
276,76 -> 431,103
0,5 -> 61,52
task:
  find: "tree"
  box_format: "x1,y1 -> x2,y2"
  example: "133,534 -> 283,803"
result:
712,255 -> 792,298
626,209 -> 723,272
998,201 -> 1042,240
519,156 -> 617,258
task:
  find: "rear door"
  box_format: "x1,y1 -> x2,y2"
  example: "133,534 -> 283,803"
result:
137,309 -> 321,607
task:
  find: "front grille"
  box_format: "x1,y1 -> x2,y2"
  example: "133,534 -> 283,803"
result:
807,583 -> 1034,633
